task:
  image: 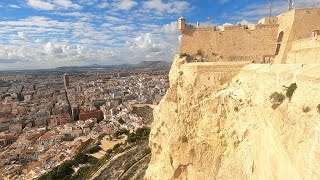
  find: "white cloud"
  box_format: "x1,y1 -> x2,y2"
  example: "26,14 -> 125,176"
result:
8,4 -> 21,8
129,33 -> 163,53
111,25 -> 133,31
27,0 -> 55,10
27,0 -> 82,10
101,23 -> 113,27
45,42 -> 63,54
97,2 -> 109,9
162,21 -> 178,33
35,39 -> 44,43
116,0 -> 138,10
78,0 -> 99,5
223,22 -> 233,26
237,20 -> 250,25
53,0 -> 82,10
105,15 -> 124,22
0,0 -> 187,69
18,31 -> 32,40
0,16 -> 70,29
143,0 -> 191,14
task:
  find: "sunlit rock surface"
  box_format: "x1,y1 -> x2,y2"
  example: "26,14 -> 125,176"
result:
145,55 -> 320,179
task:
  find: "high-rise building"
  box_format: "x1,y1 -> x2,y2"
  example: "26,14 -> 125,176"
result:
64,73 -> 70,88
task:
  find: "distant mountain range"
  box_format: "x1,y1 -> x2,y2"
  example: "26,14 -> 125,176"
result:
0,61 -> 171,73
54,60 -> 171,71
132,61 -> 171,70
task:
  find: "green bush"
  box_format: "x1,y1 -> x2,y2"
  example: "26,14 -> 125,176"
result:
112,143 -> 121,150
270,92 -> 286,109
39,160 -> 74,180
127,127 -> 151,143
72,153 -> 90,164
135,127 -> 150,137
284,83 -> 297,100
106,149 -> 113,154
87,145 -> 102,154
113,128 -> 129,138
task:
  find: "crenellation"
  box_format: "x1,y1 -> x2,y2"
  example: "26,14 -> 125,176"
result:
220,24 -> 247,31
258,17 -> 278,24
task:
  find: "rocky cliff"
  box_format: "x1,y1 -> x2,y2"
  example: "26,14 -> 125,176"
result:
145,55 -> 320,179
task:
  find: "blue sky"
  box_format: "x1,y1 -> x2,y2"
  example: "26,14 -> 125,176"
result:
0,0 -> 319,70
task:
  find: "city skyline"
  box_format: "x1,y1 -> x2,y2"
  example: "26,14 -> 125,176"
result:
0,0 -> 319,70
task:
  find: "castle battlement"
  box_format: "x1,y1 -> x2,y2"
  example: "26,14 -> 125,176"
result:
179,8 -> 320,64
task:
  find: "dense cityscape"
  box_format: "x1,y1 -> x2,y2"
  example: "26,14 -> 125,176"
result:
0,65 -> 169,179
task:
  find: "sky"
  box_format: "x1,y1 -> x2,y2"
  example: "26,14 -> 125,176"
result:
0,0 -> 319,70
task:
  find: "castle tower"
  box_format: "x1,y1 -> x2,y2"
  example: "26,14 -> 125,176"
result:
178,16 -> 186,31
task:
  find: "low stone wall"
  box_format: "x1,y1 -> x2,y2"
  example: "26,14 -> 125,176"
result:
181,62 -> 251,88
287,37 -> 320,63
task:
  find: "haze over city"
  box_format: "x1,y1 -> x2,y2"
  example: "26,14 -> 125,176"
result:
0,0 -> 319,70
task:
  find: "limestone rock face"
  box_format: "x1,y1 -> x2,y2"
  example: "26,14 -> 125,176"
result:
145,55 -> 320,180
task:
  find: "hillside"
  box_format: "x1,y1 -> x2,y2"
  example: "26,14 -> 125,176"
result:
53,61 -> 171,72
133,61 -> 171,70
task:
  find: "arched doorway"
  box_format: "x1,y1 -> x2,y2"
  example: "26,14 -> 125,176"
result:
275,31 -> 284,55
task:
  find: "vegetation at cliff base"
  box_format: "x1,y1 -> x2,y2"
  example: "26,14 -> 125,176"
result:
39,127 -> 151,180
87,145 -> 102,154
127,127 -> 151,143
38,151 -> 98,180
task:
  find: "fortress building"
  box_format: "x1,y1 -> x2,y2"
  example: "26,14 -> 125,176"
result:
146,7 -> 320,180
179,8 -> 320,64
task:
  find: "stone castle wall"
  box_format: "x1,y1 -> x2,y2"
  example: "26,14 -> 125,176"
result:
180,25 -> 279,63
287,36 -> 320,63
180,8 -> 320,64
274,8 -> 320,63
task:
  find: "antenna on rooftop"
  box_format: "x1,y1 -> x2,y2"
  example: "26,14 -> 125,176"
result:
289,0 -> 295,11
268,0 -> 273,17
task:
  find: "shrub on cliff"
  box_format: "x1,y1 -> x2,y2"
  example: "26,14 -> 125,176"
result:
179,53 -> 191,62
195,49 -> 204,57
284,83 -> 297,101
270,92 -> 285,109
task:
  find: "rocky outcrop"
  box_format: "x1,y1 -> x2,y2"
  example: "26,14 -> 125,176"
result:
145,55 -> 320,179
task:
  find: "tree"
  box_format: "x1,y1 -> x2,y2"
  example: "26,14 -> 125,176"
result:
118,118 -> 125,124
87,145 -> 102,154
